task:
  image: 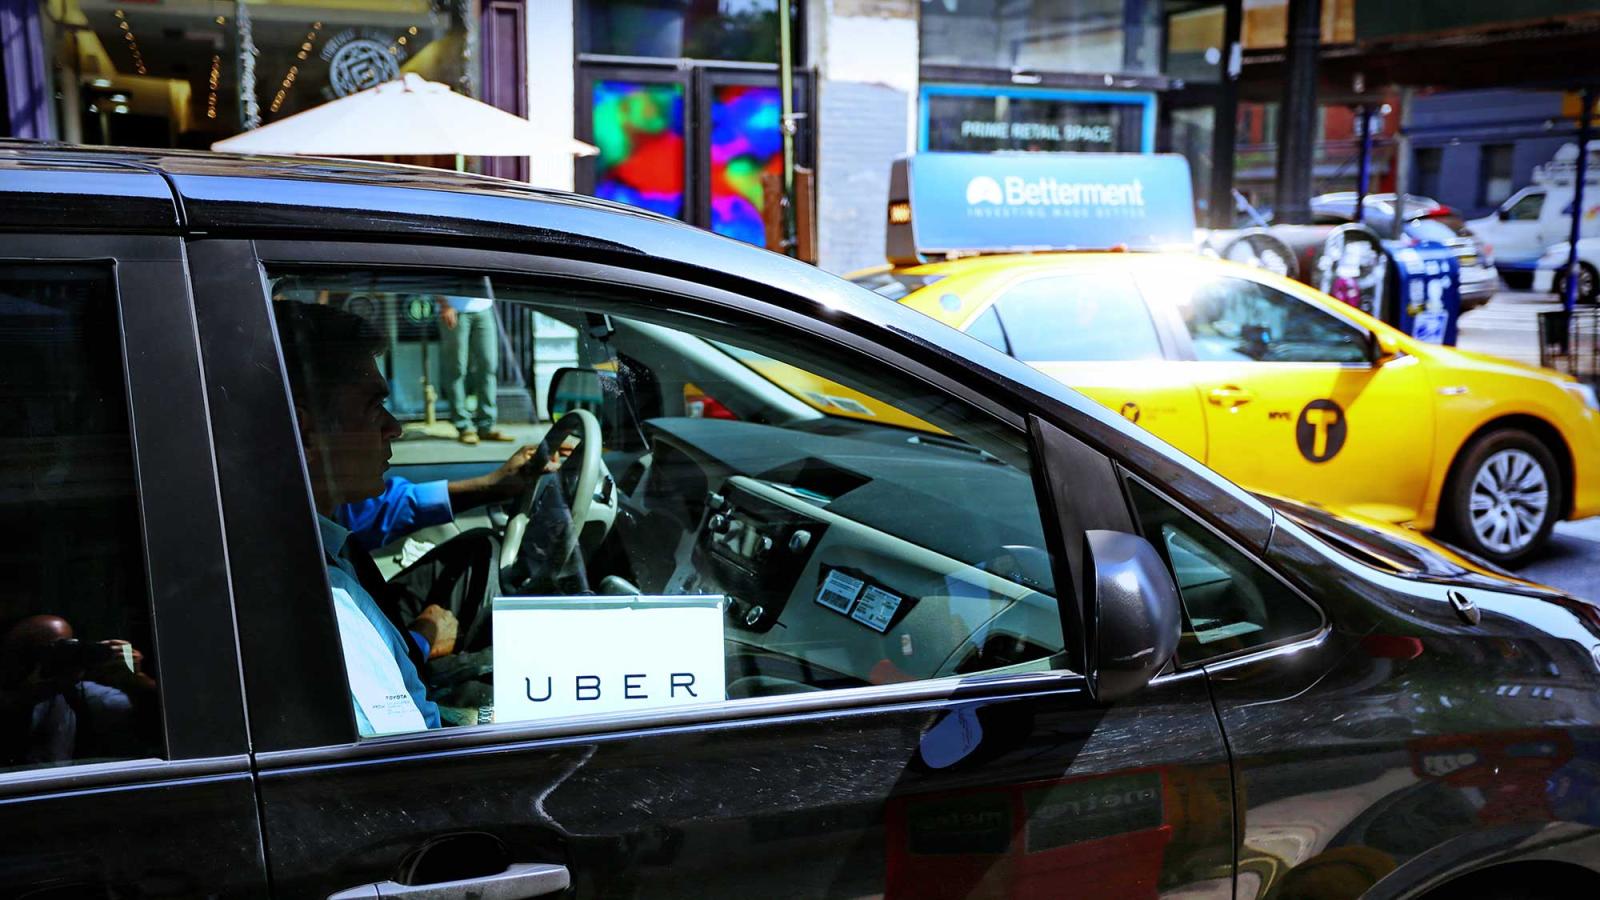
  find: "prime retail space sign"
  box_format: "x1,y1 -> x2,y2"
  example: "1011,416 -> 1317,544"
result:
887,152 -> 1197,265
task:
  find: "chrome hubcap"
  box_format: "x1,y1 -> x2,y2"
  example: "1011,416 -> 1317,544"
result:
1469,449 -> 1550,554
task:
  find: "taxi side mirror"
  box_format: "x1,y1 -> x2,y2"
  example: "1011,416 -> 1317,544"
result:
1083,530 -> 1182,705
1369,330 -> 1402,366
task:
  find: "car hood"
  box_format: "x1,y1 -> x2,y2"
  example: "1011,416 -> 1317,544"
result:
1415,342 -> 1574,383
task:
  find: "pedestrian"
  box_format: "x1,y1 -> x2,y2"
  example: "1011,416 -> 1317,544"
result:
439,296 -> 512,444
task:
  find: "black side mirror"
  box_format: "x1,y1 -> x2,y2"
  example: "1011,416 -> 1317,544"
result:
1497,208 -> 1510,221
1083,530 -> 1182,704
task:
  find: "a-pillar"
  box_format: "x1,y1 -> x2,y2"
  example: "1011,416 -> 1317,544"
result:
1274,0 -> 1320,224
811,0 -> 920,275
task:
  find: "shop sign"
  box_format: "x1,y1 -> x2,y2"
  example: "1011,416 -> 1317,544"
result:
959,120 -> 1115,145
887,152 -> 1195,263
322,28 -> 405,97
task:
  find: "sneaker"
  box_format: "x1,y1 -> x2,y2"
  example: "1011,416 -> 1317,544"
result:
479,429 -> 516,442
459,431 -> 480,445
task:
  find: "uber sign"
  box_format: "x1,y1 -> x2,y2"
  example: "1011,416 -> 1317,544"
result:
493,596 -> 727,721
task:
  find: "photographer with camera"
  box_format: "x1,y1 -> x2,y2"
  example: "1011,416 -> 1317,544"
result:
0,615 -> 158,767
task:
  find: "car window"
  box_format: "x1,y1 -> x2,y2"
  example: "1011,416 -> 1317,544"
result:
964,305 -> 1010,353
992,272 -> 1164,362
0,263 -> 162,772
1406,217 -> 1459,244
266,270 -> 1067,738
1130,481 -> 1321,660
1507,190 -> 1544,221
1169,275 -> 1370,363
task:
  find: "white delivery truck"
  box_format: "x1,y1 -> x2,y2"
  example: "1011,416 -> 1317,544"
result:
1471,141 -> 1600,300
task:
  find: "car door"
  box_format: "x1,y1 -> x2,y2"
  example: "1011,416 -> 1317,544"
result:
189,236 -> 1238,899
1142,265 -> 1436,525
0,234 -> 263,896
981,265 -> 1210,464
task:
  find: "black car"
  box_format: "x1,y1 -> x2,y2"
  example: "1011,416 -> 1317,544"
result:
3,142 -> 1600,900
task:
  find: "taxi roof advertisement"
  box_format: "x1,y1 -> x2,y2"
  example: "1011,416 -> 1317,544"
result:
891,152 -> 1196,262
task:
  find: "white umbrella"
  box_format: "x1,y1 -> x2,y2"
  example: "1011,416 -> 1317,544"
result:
212,73 -> 597,159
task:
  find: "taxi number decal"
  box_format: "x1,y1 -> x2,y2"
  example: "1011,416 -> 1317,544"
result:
1296,399 -> 1347,463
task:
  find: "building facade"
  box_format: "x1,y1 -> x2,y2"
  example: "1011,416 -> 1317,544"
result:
3,0 -> 1243,274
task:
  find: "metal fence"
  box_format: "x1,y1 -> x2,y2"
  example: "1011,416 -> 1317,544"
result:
1538,309 -> 1600,385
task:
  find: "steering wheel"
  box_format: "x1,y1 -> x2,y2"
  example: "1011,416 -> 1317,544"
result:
499,408 -> 604,576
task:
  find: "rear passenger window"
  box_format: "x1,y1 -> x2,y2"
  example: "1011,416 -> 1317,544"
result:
1130,481 -> 1321,659
993,273 -> 1164,362
0,264 -> 161,771
266,270 -> 1068,737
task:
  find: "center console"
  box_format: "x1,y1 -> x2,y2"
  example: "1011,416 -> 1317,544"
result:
692,483 -> 825,632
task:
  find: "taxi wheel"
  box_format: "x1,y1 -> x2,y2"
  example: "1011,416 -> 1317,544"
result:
1441,430 -> 1562,568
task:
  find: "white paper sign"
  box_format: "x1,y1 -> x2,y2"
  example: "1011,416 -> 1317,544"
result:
492,595 -> 726,722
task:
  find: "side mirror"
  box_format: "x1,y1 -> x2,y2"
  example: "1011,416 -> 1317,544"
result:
547,366 -> 605,421
1083,530 -> 1182,704
1497,208 -> 1510,221
1369,330 -> 1402,366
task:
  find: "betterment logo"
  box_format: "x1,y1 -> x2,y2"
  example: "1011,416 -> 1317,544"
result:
962,174 -> 1148,221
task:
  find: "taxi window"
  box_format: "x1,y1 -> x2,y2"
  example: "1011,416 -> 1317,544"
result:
964,306 -> 1010,353
265,269 -> 1068,738
1130,481 -> 1321,660
992,273 -> 1164,362
1175,276 -> 1370,364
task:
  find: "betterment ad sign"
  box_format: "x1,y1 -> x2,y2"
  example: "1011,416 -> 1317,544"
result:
909,152 -> 1195,255
493,595 -> 726,722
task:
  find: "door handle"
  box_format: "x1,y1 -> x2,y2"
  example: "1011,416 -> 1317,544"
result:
1206,386 -> 1255,408
329,862 -> 570,900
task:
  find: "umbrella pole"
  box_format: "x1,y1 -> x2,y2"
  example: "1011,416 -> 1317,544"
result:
456,153 -> 465,173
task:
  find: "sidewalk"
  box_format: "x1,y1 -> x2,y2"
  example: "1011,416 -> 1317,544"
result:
1452,288 -> 1562,367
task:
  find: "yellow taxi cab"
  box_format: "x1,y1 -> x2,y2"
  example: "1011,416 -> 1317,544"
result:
848,251 -> 1600,566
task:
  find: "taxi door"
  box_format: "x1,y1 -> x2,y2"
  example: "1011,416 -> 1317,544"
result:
1140,267 -> 1435,524
976,266 -> 1210,463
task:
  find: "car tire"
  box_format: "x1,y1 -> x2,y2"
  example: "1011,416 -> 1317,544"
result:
1440,430 -> 1562,567
1501,270 -> 1533,290
1554,262 -> 1600,304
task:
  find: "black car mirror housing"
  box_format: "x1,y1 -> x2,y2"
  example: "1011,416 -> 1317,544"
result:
1083,530 -> 1183,704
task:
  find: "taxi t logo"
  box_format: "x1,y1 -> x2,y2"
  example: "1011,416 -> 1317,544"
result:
1295,399 -> 1347,462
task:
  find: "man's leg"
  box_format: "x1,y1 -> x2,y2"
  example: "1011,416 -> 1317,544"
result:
440,311 -> 472,435
469,309 -> 501,435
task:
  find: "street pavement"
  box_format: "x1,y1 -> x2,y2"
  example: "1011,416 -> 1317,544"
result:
1455,289 -> 1600,599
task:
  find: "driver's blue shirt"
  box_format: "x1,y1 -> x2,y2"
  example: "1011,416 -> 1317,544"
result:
317,514 -> 441,734
337,477 -> 453,552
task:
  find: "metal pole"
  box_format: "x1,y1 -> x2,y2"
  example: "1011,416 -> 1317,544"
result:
1274,0 -> 1321,224
1565,87 -> 1594,314
1354,105 -> 1372,224
1208,0 -> 1244,229
777,0 -> 798,257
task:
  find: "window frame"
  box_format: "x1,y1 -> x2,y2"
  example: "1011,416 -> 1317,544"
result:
1142,267 -> 1378,367
197,237 -> 1120,759
0,235 -> 248,796
1121,472 -> 1327,669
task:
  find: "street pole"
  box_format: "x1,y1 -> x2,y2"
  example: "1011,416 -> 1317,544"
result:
777,0 -> 798,257
1354,104 -> 1372,224
1274,0 -> 1320,224
1565,87 -> 1594,314
1208,0 -> 1244,230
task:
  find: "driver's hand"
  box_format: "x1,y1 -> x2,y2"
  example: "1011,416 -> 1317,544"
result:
411,605 -> 459,659
478,444 -> 544,499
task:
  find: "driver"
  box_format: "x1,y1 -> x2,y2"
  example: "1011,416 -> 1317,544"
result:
337,449 -> 545,554
273,301 -> 451,735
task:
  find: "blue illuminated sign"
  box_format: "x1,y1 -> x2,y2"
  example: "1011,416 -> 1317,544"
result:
901,152 -> 1196,257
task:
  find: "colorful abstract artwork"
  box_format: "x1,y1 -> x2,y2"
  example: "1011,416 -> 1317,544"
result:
592,80 -> 686,218
710,85 -> 783,245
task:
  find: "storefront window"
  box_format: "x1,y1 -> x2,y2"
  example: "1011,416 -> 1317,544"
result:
581,0 -> 789,62
592,79 -> 688,218
920,0 -> 1161,75
1164,2 -> 1226,84
43,0 -> 474,149
923,88 -> 1151,153
709,84 -> 782,245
